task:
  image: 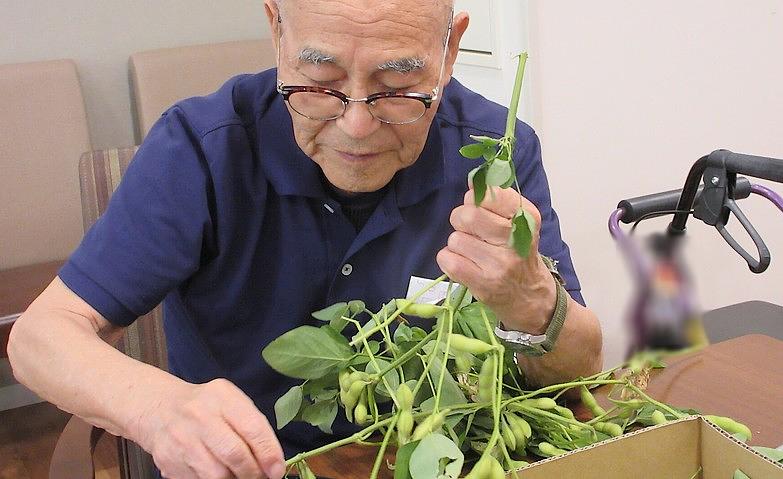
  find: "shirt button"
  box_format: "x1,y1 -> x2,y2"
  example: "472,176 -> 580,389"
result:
341,264 -> 353,276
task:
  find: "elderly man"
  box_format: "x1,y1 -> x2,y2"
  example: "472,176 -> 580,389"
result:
9,0 -> 602,477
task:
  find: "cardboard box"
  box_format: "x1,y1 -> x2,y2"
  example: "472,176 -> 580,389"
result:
516,417 -> 783,478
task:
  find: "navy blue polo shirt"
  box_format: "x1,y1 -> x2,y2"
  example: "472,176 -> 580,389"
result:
59,68 -> 583,456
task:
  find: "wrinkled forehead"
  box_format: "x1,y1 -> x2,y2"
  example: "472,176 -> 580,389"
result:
279,0 -> 452,67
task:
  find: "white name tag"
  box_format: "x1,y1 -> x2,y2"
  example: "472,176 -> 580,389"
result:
406,276 -> 454,304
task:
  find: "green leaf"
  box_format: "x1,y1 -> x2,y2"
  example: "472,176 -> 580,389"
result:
394,323 -> 413,343
365,358 -> 400,398
509,208 -> 537,258
312,302 -> 352,333
501,160 -> 517,188
348,300 -> 366,315
274,385 -> 303,429
366,340 -> 381,355
753,446 -> 783,463
312,302 -> 349,322
486,160 -> 513,187
409,433 -> 464,479
427,356 -> 466,407
459,142 -> 490,159
468,164 -> 488,206
469,135 -> 501,146
262,326 -> 354,379
394,441 -> 420,479
302,399 -> 338,434
455,302 -> 497,344
483,149 -> 498,162
411,327 -> 429,341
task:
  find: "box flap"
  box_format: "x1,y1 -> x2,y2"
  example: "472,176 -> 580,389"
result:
701,419 -> 783,478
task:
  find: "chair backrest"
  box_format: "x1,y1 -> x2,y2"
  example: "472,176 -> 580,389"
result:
78,147 -> 165,479
129,39 -> 276,141
0,59 -> 92,270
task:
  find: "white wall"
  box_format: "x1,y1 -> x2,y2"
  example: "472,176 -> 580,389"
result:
0,0 -> 270,149
453,0 -> 533,120
527,1 -> 783,366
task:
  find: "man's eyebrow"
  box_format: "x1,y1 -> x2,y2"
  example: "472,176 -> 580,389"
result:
377,57 -> 426,74
298,47 -> 336,65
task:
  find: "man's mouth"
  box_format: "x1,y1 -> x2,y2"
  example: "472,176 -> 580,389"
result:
336,150 -> 380,162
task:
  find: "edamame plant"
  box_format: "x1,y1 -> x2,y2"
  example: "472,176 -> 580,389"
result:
261,54 -> 752,479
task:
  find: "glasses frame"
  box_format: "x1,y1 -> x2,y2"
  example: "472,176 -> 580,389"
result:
275,11 -> 454,125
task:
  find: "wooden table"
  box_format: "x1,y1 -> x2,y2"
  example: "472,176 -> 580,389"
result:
48,334 -> 783,479
305,334 -> 783,478
0,260 -> 64,357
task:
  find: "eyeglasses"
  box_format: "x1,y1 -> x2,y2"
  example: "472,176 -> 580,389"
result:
275,12 -> 453,125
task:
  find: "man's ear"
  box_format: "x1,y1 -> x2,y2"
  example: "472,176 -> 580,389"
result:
264,0 -> 281,58
443,12 -> 470,87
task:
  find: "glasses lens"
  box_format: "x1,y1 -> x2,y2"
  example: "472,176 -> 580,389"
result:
287,91 -> 345,121
370,97 -> 428,124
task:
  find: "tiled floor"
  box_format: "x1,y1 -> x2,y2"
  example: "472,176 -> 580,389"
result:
0,402 -> 119,479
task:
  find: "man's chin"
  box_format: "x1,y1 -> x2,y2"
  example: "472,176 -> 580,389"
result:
324,172 -> 393,194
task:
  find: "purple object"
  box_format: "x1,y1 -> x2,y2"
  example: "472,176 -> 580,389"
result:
751,183 -> 783,214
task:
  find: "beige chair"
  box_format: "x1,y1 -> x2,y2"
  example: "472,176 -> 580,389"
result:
0,59 -> 91,271
50,147 -> 166,479
0,59 -> 91,359
129,39 -> 276,141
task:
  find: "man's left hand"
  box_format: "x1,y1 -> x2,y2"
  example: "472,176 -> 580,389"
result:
436,186 -> 557,334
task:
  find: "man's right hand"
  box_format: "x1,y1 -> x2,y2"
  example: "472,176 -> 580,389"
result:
137,378 -> 286,479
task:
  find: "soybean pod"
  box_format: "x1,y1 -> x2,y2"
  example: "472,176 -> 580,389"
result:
478,355 -> 497,403
449,333 -> 496,355
705,415 -> 752,441
580,385 -> 606,418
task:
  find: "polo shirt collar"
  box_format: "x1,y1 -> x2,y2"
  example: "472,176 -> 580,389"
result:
258,94 -> 445,208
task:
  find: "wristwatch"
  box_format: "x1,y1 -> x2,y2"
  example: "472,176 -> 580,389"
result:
493,256 -> 568,357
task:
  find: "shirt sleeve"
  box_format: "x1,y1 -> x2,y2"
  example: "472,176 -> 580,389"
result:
59,107 -> 214,326
514,128 -> 586,306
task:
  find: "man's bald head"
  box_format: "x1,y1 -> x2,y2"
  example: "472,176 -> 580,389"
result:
275,0 -> 454,27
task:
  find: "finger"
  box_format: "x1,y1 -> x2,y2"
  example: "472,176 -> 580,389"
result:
464,187 -> 539,223
450,204 -> 511,246
201,418 -> 262,479
223,398 -> 286,479
447,231 -> 513,272
155,448 -> 199,479
185,440 -> 232,479
436,243 -> 483,287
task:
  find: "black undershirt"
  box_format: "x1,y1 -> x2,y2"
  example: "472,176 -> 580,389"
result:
320,174 -> 388,232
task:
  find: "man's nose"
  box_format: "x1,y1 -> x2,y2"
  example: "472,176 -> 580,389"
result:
336,100 -> 382,140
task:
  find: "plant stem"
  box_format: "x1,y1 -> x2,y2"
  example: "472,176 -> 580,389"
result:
498,439 -> 521,479
504,53 -> 529,140
512,403 -> 591,430
359,334 -> 399,409
349,274 -> 448,347
376,329 -> 438,378
434,307 -> 455,412
285,417 -> 395,466
369,414 -> 398,479
502,379 -> 625,409
451,284 -> 469,310
625,384 -> 686,419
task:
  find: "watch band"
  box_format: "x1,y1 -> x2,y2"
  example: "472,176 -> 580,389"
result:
494,256 -> 569,356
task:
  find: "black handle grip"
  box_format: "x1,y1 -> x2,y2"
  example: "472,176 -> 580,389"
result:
617,177 -> 752,224
669,150 -> 783,233
723,151 -> 783,183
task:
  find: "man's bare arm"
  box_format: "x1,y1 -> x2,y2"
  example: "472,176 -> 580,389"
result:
8,277 -> 285,479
